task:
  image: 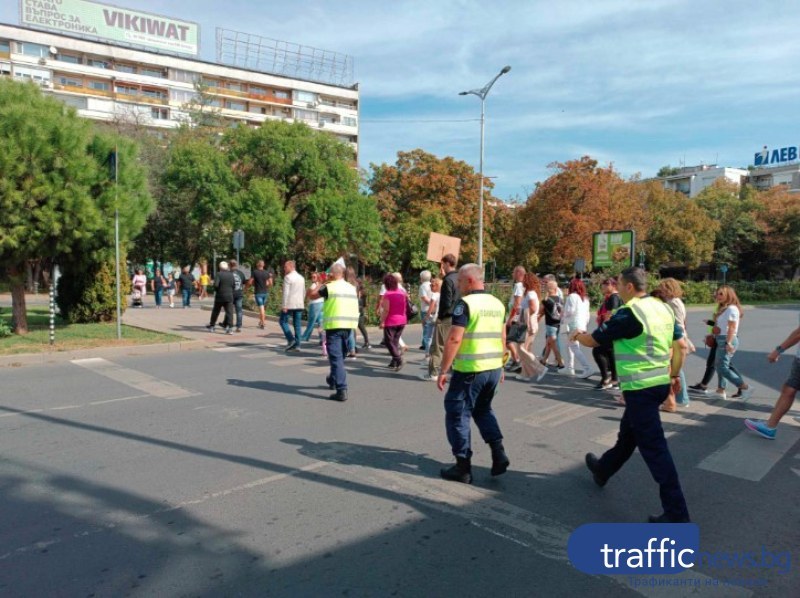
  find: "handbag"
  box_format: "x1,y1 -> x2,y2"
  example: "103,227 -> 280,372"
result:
704,334 -> 716,348
405,296 -> 418,320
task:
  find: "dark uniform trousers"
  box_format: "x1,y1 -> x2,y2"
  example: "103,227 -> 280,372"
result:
326,329 -> 351,390
444,368 -> 503,459
596,384 -> 690,520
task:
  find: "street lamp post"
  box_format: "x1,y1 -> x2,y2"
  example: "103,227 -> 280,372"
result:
459,65 -> 511,269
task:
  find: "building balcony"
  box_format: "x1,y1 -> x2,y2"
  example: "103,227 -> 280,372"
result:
53,83 -> 114,98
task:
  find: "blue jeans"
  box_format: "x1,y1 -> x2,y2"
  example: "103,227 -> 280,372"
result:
347,329 -> 356,353
154,288 -> 163,307
280,309 -> 303,345
233,296 -> 243,329
255,293 -> 268,307
302,302 -> 323,341
422,320 -> 435,353
181,288 -> 191,307
326,329 -> 350,390
444,369 -> 504,459
676,369 -> 690,405
596,384 -> 689,521
715,335 -> 744,390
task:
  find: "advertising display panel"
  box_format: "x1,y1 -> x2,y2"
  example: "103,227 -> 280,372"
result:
592,230 -> 635,269
20,0 -> 199,55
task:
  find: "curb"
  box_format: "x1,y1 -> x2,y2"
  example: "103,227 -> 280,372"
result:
0,339 -> 211,369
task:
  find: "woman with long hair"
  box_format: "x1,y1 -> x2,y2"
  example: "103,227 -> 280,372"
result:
516,273 -> 548,382
540,279 -> 565,370
562,278 -> 593,378
592,278 -> 622,389
712,286 -> 753,400
657,278 -> 692,408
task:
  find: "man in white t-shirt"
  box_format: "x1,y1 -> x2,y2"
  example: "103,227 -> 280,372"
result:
505,266 -> 526,371
280,260 -> 305,351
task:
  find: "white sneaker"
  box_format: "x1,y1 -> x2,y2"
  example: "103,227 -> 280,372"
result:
579,369 -> 594,379
536,369 -> 547,382
714,390 -> 727,400
559,368 -> 575,376
515,374 -> 533,382
419,374 -> 438,382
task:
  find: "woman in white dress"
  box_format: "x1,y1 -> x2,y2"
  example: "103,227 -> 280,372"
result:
562,278 -> 593,378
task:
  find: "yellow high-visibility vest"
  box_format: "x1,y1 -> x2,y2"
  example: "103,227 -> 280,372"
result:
453,292 -> 505,373
322,278 -> 359,330
614,296 -> 675,391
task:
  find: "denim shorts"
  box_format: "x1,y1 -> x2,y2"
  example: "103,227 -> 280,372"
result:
545,324 -> 560,338
255,293 -> 268,307
787,357 -> 800,390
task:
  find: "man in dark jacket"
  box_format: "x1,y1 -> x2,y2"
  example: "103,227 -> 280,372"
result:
229,259 -> 247,332
423,253 -> 460,381
207,261 -> 235,335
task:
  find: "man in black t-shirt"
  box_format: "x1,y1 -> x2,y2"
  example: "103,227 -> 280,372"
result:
177,266 -> 195,308
229,259 -> 247,332
592,278 -> 623,389
424,253 -> 460,381
207,261 -> 235,334
248,260 -> 273,329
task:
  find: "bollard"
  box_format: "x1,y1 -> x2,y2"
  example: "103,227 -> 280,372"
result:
49,283 -> 55,346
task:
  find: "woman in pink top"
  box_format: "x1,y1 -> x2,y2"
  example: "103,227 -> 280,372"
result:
379,273 -> 408,372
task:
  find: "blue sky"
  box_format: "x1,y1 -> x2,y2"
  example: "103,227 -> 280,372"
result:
4,0 -> 799,201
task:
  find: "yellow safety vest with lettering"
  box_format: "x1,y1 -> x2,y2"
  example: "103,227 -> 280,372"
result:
614,296 -> 675,391
322,279 -> 359,330
453,293 -> 506,373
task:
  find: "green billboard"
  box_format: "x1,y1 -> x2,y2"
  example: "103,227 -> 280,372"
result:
592,230 -> 635,269
20,0 -> 199,56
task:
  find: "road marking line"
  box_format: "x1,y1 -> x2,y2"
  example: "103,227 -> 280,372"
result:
213,346 -> 247,353
0,409 -> 44,418
267,358 -> 309,367
697,427 -> 800,481
88,394 -> 150,406
49,405 -> 82,410
515,401 -> 602,428
71,358 -> 198,399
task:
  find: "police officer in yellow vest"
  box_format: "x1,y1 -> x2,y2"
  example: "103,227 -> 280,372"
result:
437,263 -> 510,484
572,267 -> 690,523
308,263 -> 359,402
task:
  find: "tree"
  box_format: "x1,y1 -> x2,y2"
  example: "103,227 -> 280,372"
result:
636,182 -> 718,268
223,121 -> 380,266
368,149 -> 504,271
161,131 -> 240,268
657,165 -> 681,177
0,80 -> 102,333
509,157 -> 647,271
756,185 -> 800,277
695,180 -> 764,273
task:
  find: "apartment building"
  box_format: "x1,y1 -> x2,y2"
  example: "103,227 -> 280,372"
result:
0,23 -> 359,155
658,164 -> 748,197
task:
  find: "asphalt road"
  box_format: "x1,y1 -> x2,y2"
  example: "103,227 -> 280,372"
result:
1,306 -> 799,597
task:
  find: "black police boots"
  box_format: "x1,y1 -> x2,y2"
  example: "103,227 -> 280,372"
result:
440,457 -> 472,484
489,441 -> 510,476
329,389 -> 347,402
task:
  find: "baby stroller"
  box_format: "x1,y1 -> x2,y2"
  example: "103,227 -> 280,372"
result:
131,287 -> 144,308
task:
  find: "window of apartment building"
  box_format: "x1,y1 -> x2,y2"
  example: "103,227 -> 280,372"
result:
206,98 -> 222,108
201,78 -> 219,87
337,100 -> 355,109
225,81 -> 243,92
273,89 -> 289,99
248,105 -> 267,114
294,108 -> 318,122
56,53 -> 81,64
170,89 -> 197,103
142,88 -> 166,100
115,63 -> 136,74
249,85 -> 267,96
58,75 -> 83,87
343,116 -> 357,127
140,66 -> 165,78
294,90 -> 317,103
88,80 -> 110,92
0,40 -> 9,53
319,113 -> 338,124
226,100 -> 246,111
170,69 -> 199,84
115,84 -> 138,96
88,58 -> 110,69
0,62 -> 11,76
55,94 -> 87,109
14,66 -> 50,84
151,107 -> 169,120
15,42 -> 48,57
